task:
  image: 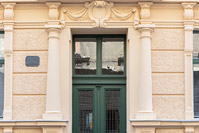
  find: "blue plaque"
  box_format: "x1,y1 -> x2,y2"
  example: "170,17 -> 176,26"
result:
25,56 -> 40,67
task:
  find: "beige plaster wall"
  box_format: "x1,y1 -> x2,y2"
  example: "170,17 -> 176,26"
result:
12,29 -> 47,120
8,3 -> 187,123
14,4 -> 48,21
151,29 -> 185,119
151,4 -> 183,20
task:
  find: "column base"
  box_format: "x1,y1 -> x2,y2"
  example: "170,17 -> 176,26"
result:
43,112 -> 63,120
185,111 -> 194,120
3,109 -> 12,120
136,112 -> 156,120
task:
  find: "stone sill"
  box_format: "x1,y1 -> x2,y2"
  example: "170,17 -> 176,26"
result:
0,120 -> 68,127
130,119 -> 199,127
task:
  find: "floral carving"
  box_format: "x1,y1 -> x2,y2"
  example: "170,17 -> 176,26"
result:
60,0 -> 139,28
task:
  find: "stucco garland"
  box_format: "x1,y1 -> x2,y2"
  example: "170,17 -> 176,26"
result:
59,0 -> 139,28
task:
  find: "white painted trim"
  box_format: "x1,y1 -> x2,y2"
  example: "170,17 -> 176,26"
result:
184,23 -> 194,120
3,24 -> 13,120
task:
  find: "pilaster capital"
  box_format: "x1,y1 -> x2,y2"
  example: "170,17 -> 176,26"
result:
45,25 -> 62,39
184,25 -> 194,31
3,127 -> 13,133
3,23 -> 14,32
182,3 -> 196,20
1,3 -> 16,20
138,2 -> 153,19
46,2 -> 61,21
4,49 -> 13,55
138,24 -> 155,32
185,49 -> 193,55
45,25 -> 62,32
185,127 -> 194,133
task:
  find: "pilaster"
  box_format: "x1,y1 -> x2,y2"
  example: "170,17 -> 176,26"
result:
136,24 -> 156,120
183,3 -> 195,120
184,23 -> 194,120
43,2 -> 63,120
2,2 -> 15,120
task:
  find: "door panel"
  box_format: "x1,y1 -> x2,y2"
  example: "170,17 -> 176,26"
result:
78,90 -> 93,133
73,85 -> 126,133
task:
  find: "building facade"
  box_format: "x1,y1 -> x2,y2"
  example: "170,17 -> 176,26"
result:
0,0 -> 198,133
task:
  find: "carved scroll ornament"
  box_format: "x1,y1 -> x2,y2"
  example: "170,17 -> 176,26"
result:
60,0 -> 139,28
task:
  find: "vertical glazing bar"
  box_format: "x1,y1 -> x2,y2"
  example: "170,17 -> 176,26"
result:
97,36 -> 102,76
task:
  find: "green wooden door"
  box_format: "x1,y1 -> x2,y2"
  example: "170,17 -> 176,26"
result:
72,35 -> 126,133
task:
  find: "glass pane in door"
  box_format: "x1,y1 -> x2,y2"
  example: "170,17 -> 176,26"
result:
102,38 -> 124,75
106,90 -> 120,133
75,38 -> 96,75
79,90 -> 93,133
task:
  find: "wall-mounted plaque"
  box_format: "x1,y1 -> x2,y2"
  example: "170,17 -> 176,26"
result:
25,56 -> 40,67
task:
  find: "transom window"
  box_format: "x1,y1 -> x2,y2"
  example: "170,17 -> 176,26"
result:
73,35 -> 126,76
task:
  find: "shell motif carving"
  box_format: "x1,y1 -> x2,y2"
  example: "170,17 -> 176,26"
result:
60,0 -> 139,28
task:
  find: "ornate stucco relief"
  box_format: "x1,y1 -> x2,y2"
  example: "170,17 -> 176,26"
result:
138,2 -> 153,19
60,0 -> 139,28
182,3 -> 196,20
2,3 -> 15,20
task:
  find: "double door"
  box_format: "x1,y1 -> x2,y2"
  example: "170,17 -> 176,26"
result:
72,35 -> 126,133
73,85 -> 126,133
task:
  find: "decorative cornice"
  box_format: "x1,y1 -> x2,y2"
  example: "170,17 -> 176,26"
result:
1,3 -> 16,20
60,0 -> 139,28
138,2 -> 153,19
46,2 -> 61,20
182,3 -> 196,20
